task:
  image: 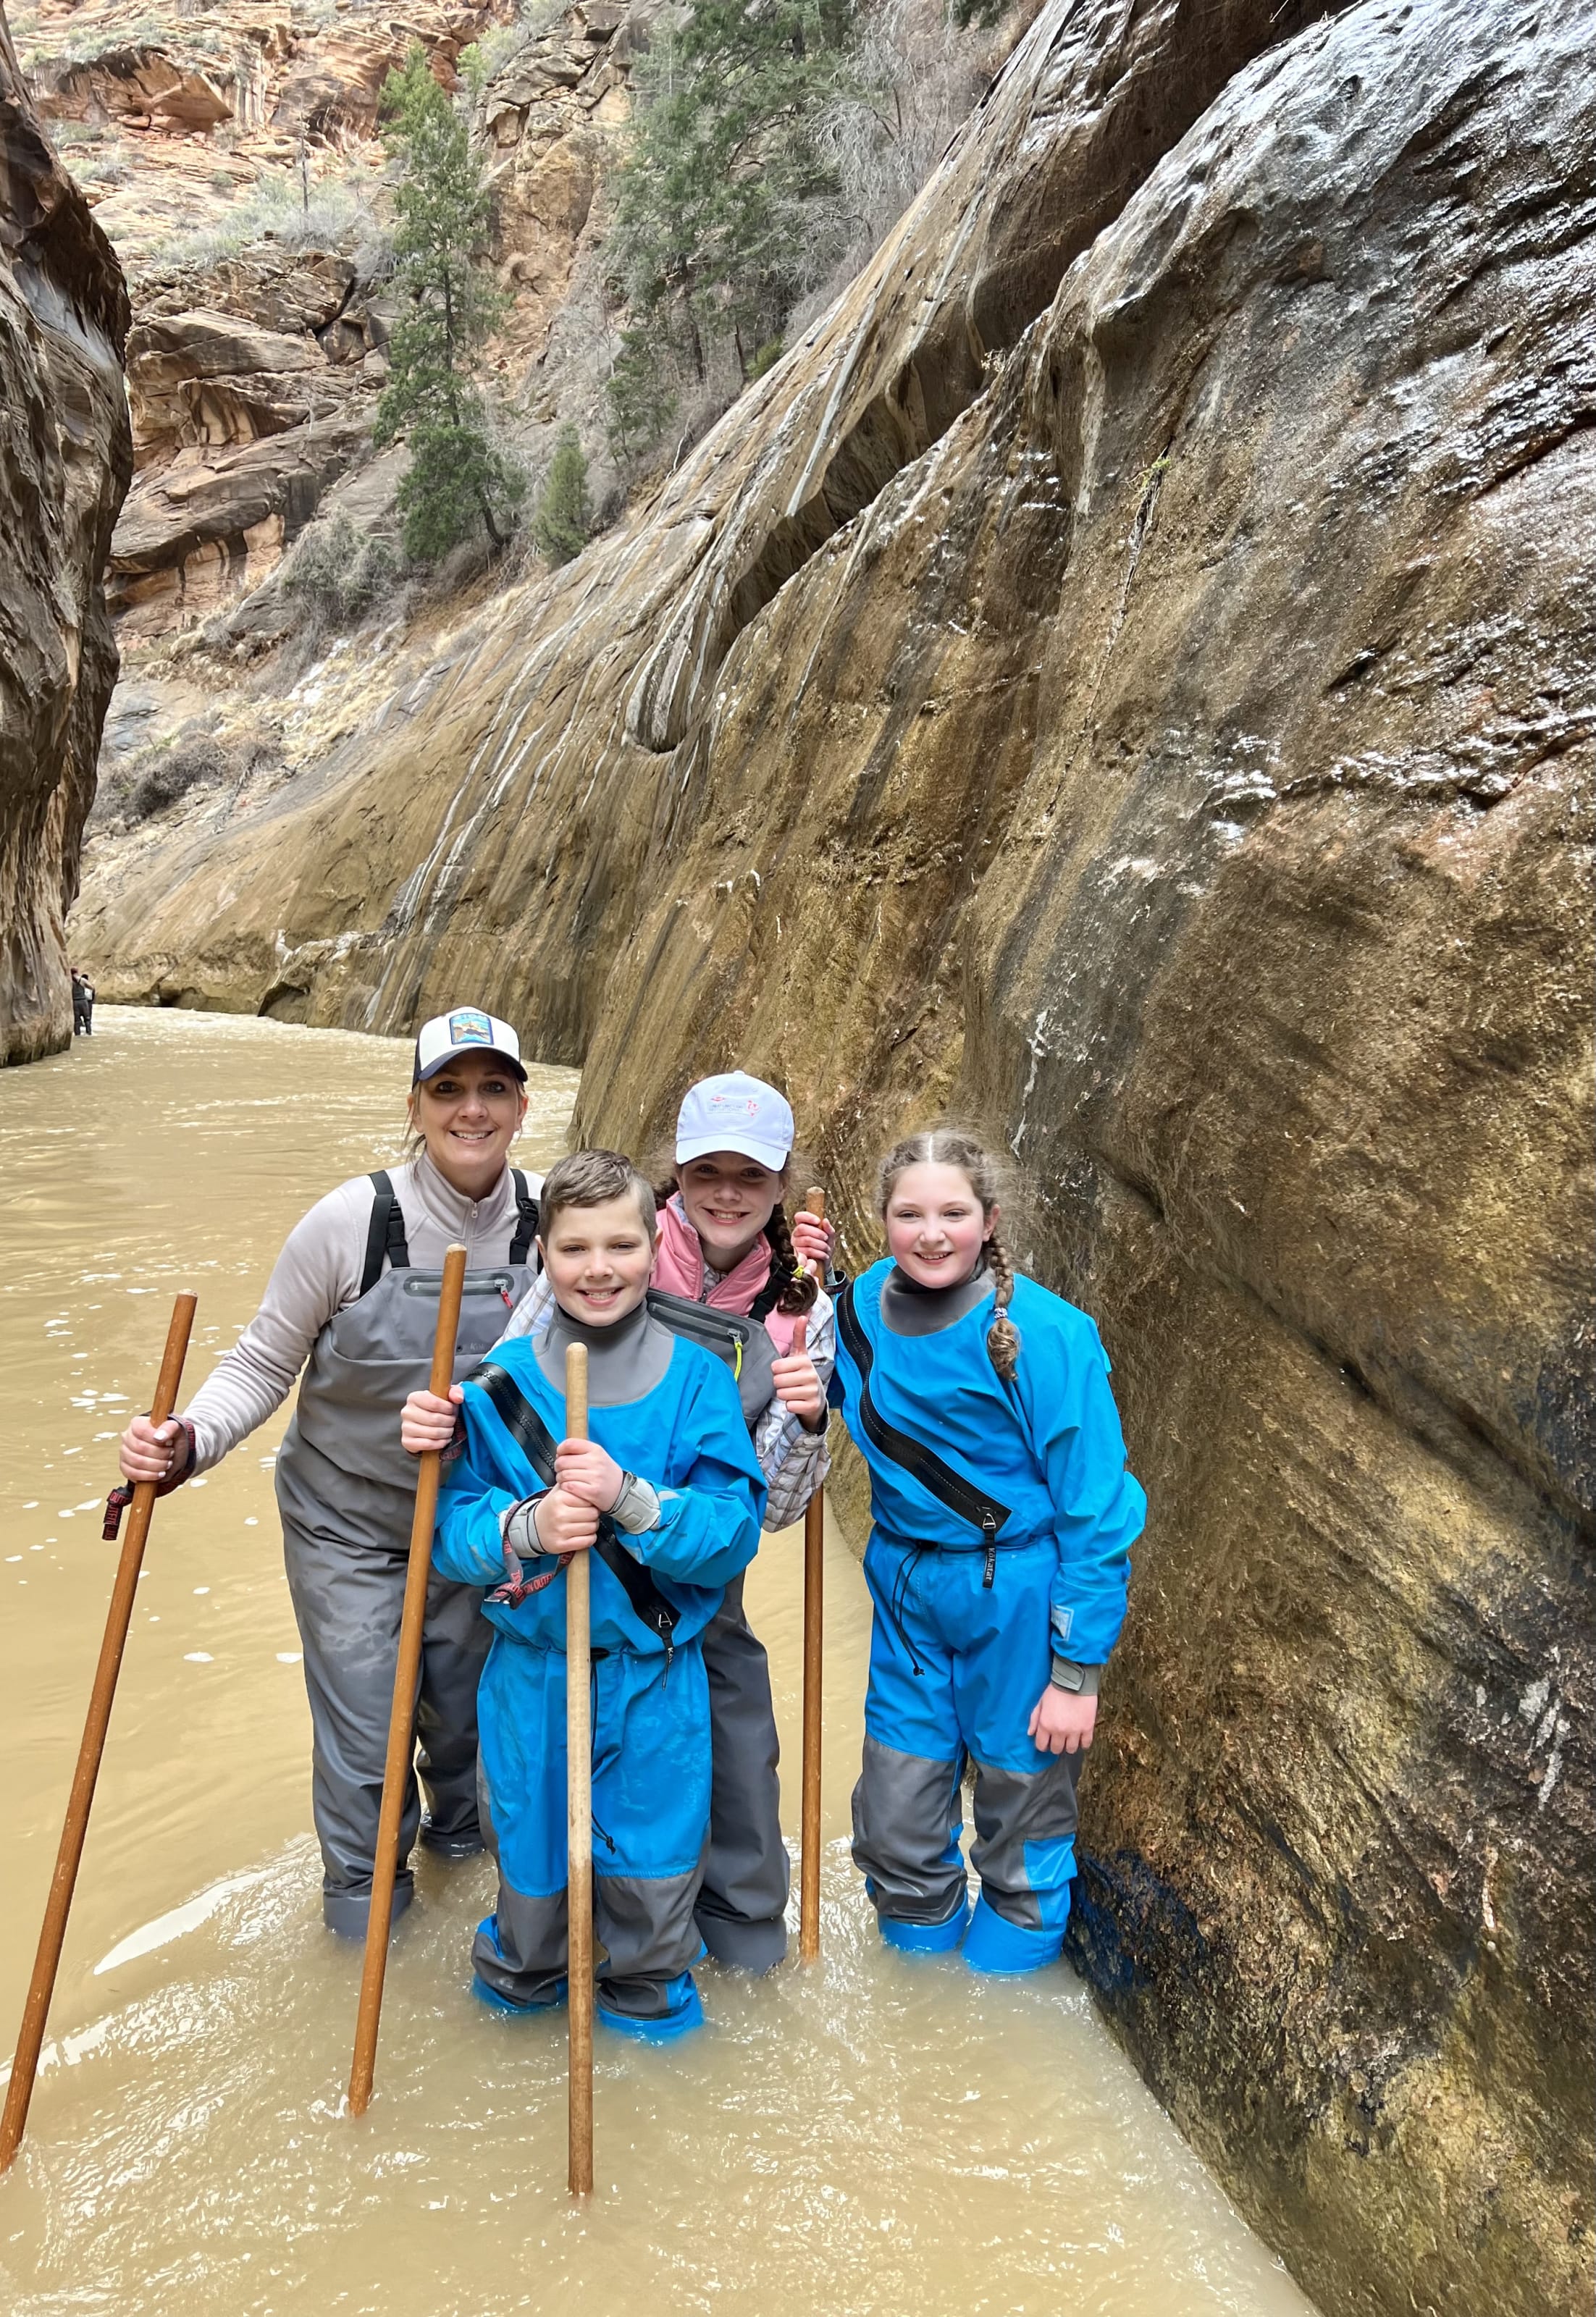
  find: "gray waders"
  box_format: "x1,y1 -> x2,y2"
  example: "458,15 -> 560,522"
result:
274,1172 -> 537,1936
645,1287 -> 794,1973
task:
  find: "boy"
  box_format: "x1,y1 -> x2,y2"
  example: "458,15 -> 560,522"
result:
434,1148 -> 765,2038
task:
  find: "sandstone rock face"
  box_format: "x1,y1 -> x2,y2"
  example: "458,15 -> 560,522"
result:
71,0 -> 1593,2305
22,0 -> 516,637
0,5 -> 130,1064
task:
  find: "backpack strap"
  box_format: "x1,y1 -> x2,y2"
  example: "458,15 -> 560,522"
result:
508,1169 -> 541,1268
358,1170 -> 411,1297
469,1362 -> 680,1658
834,1279 -> 1012,1545
748,1275 -> 783,1323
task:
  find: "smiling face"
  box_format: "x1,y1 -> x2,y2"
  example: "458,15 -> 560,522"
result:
538,1193 -> 659,1327
883,1161 -> 994,1289
410,1053 -> 528,1198
676,1151 -> 786,1271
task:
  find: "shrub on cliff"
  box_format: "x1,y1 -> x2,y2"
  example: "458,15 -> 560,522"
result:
532,426 -> 594,567
373,46 -> 526,564
283,514 -> 399,630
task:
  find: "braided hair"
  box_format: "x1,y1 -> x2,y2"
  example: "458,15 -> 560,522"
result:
765,1198 -> 819,1316
877,1129 -> 1019,1380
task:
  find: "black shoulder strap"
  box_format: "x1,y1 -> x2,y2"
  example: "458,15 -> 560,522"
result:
508,1170 -> 540,1269
835,1280 -> 1012,1541
470,1363 -> 679,1650
359,1170 -> 411,1296
748,1275 -> 784,1323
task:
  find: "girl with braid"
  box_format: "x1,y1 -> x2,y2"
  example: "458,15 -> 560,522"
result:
402,1072 -> 833,1974
830,1130 -> 1144,1974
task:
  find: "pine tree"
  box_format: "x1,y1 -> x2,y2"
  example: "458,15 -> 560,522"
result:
532,425 -> 593,566
373,46 -> 525,562
605,0 -> 853,395
605,326 -> 679,463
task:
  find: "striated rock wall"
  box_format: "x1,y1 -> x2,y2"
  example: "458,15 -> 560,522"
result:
70,0 -> 1594,2307
0,4 -> 130,1064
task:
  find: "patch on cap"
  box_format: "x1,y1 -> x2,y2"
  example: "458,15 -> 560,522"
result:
448,1007 -> 494,1048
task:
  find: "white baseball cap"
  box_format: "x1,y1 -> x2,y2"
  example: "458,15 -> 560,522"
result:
676,1072 -> 794,1170
413,1006 -> 527,1085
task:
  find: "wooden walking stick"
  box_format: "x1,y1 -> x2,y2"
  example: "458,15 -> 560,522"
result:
348,1242 -> 467,2119
799,1187 -> 827,1965
564,1340 -> 595,2200
0,1290 -> 197,2172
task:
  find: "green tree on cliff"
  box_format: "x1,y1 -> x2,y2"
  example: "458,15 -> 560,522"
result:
374,46 -> 525,560
532,425 -> 593,565
605,0 -> 852,398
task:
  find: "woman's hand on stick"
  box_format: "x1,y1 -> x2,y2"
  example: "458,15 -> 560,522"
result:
118,1414 -> 189,1486
401,1384 -> 463,1455
555,1437 -> 625,1513
1028,1684 -> 1097,1756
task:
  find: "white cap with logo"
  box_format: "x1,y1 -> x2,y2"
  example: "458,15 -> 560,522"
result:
412,1006 -> 527,1085
675,1072 -> 794,1171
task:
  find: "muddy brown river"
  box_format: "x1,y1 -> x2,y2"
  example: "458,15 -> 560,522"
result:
0,1009 -> 1314,2316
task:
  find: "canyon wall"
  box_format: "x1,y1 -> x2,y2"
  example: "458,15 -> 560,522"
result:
0,4 -> 130,1064
70,0 -> 1594,2308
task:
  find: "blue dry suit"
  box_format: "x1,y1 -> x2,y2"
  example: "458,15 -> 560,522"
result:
832,1260 -> 1146,1973
434,1331 -> 765,2032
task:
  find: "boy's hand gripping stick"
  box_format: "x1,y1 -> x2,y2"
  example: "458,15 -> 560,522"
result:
348,1242 -> 467,2119
564,1341 -> 595,2200
799,1186 -> 827,1964
1,1290 -> 197,2173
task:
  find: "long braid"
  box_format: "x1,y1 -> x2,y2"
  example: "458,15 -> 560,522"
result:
766,1200 -> 818,1314
878,1127 -> 1021,1381
984,1227 -> 1020,1381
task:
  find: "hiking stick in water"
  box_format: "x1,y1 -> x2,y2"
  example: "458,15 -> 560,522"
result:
348,1242 -> 467,2119
0,1290 -> 197,2172
799,1187 -> 827,1964
564,1340 -> 595,2200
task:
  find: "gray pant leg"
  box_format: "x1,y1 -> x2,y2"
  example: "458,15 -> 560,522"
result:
474,1865 -> 568,2010
969,1752 -> 1082,1927
416,1570 -> 490,1849
851,1734 -> 968,1927
695,1573 -> 790,1969
597,1847 -> 710,2019
282,1517 -> 418,1935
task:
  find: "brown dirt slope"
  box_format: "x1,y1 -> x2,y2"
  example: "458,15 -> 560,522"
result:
72,0 -> 1595,2308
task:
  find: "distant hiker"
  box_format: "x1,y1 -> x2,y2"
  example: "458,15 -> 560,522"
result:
117,1008 -> 543,1936
830,1130 -> 1145,1974
71,970 -> 93,1035
404,1069 -> 833,1972
433,1148 -> 765,2037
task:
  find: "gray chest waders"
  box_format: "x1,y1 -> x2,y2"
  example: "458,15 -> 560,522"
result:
647,1277 -> 793,1973
275,1170 -> 539,1936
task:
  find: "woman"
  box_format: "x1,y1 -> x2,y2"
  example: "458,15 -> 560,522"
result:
404,1070 -> 834,1971
119,1008 -> 544,1936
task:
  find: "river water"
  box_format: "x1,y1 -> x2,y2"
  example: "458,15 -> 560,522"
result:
0,1009 -> 1313,2317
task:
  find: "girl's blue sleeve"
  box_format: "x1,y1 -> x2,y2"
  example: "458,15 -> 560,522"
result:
433,1449 -> 530,1588
630,1363 -> 767,1589
1022,1310 -> 1146,1665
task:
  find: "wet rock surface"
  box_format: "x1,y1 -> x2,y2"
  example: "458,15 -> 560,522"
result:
0,3 -> 130,1064
70,0 -> 1594,2307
